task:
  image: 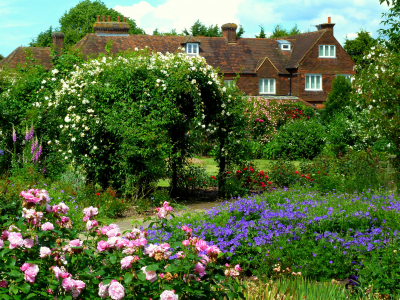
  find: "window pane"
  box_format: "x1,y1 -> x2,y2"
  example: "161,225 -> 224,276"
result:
194,44 -> 198,54
311,76 -> 315,89
330,45 -> 334,57
259,79 -> 264,93
187,44 -> 192,54
319,46 -> 323,57
306,76 -> 310,89
269,80 -> 274,93
316,76 -> 321,89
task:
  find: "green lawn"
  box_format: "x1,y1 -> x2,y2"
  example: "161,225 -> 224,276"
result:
157,157 -> 302,187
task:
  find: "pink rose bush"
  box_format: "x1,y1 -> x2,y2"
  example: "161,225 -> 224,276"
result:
0,189 -> 244,299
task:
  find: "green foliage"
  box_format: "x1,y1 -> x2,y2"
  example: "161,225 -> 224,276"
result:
0,54 -> 4,61
268,118 -> 326,160
236,25 -> 245,39
255,25 -> 267,38
268,159 -> 298,187
28,0 -> 145,49
269,24 -> 303,39
321,75 -> 353,125
29,26 -> 59,48
182,19 -> 222,37
344,29 -> 378,68
152,28 -> 182,36
378,0 -> 400,53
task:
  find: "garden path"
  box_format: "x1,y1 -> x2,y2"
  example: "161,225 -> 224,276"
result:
114,200 -> 221,232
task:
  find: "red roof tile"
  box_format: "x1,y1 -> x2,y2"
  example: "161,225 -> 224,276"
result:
0,47 -> 53,70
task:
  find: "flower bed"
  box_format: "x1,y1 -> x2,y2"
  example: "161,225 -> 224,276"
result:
0,189 -> 244,299
147,187 -> 400,295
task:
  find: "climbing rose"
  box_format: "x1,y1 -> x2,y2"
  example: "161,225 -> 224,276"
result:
160,290 -> 179,300
108,281 -> 125,300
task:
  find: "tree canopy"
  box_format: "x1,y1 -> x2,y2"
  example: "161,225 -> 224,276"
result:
343,30 -> 378,68
0,54 -> 4,61
182,19 -> 222,37
379,0 -> 400,52
29,0 -> 145,48
256,24 -> 304,39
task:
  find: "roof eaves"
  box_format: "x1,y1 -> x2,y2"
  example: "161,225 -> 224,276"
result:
255,56 -> 279,74
292,30 -> 326,69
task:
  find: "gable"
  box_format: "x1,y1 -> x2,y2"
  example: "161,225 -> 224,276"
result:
297,30 -> 356,74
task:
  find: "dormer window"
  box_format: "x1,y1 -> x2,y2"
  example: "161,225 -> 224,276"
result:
186,43 -> 199,55
277,40 -> 291,51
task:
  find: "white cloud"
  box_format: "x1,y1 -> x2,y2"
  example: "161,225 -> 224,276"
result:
115,0 -> 245,34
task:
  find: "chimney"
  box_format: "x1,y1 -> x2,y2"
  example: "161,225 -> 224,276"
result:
93,14 -> 130,36
315,17 -> 335,35
221,23 -> 238,43
52,32 -> 65,55
102,15 -> 105,22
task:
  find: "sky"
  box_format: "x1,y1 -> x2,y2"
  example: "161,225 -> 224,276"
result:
0,0 -> 392,58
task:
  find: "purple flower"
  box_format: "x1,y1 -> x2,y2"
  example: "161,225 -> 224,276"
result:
312,253 -> 317,257
12,126 -> 17,143
329,261 -> 333,264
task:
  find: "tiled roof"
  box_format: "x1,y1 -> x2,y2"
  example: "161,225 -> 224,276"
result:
0,47 -> 53,70
0,30 -> 327,74
280,30 -> 326,69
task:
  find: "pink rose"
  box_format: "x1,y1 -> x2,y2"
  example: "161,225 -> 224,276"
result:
182,225 -> 188,231
40,246 -> 52,258
234,264 -> 242,271
62,277 -> 76,291
82,216 -> 89,222
0,280 -> 8,288
160,290 -> 179,300
97,240 -> 109,252
83,206 -> 98,218
116,238 -> 128,249
1,230 -> 9,241
45,204 -> 52,212
69,239 -> 82,247
61,216 -> 70,223
182,240 -> 190,247
195,240 -> 208,251
157,207 -> 167,219
141,266 -> 157,283
106,228 -> 121,238
137,238 -> 147,246
98,282 -> 109,298
41,222 -> 55,231
92,220 -> 99,227
206,245 -> 221,255
8,232 -> 23,249
194,262 -> 206,277
22,264 -> 39,283
86,220 -> 93,231
52,266 -> 63,280
108,281 -> 125,300
120,256 -> 134,269
23,238 -> 34,249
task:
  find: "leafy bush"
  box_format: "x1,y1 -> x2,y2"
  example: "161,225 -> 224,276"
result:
0,190 -> 245,299
267,118 -> 326,160
321,75 -> 353,125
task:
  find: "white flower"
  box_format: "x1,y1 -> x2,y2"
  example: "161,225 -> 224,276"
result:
80,133 -> 85,137
202,125 -> 205,128
68,150 -> 72,154
45,96 -> 49,100
55,140 -> 59,144
60,125 -> 63,128
64,116 -> 71,123
47,141 -> 51,145
191,79 -> 196,84
222,87 -> 226,92
71,137 -> 76,142
93,146 -> 97,150
87,109 -> 94,113
52,69 -> 59,75
51,77 -> 56,81
65,156 -> 68,160
41,80 -> 46,84
82,99 -> 90,104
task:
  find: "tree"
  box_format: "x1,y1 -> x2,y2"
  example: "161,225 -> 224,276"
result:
269,24 -> 302,38
344,30 -> 378,68
30,0 -> 145,48
321,75 -> 353,125
236,25 -> 245,39
182,19 -> 222,37
288,24 -> 302,36
29,26 -> 59,47
379,0 -> 400,52
255,25 -> 266,38
0,54 -> 4,61
152,28 -> 182,36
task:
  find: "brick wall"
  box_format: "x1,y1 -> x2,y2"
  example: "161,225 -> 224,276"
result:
295,30 -> 356,104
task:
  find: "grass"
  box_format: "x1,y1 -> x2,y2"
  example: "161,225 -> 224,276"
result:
157,157 -> 302,187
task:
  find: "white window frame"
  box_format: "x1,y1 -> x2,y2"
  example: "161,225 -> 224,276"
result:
281,44 -> 291,51
186,43 -> 199,55
337,74 -> 354,83
319,45 -> 336,58
259,78 -> 276,94
305,74 -> 322,91
224,80 -> 235,87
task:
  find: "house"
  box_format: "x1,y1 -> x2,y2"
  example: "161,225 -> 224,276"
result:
0,16 -> 355,107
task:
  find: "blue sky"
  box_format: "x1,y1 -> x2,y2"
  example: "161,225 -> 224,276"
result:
0,0 -> 392,58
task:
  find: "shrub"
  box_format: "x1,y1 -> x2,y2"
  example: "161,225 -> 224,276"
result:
321,75 -> 353,125
0,189 -> 245,299
267,118 -> 326,160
